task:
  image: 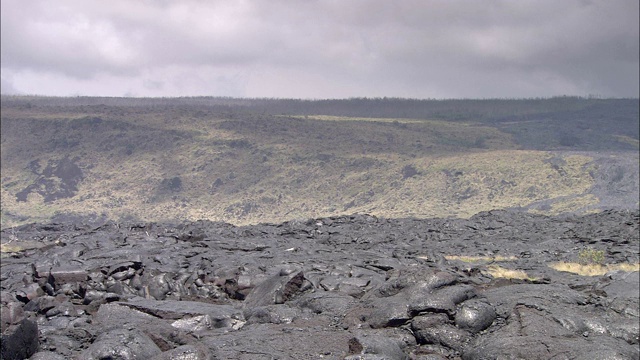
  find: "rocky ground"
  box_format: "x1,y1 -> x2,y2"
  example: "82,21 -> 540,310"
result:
1,209 -> 639,359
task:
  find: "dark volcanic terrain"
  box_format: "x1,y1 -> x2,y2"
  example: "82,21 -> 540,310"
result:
1,210 -> 639,359
1,96 -> 639,359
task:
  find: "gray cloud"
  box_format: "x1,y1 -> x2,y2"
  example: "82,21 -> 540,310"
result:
1,74 -> 20,94
1,0 -> 638,98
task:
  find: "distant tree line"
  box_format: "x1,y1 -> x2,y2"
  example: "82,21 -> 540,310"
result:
1,95 -> 638,134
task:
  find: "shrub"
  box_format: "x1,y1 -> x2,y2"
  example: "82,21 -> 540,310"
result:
228,139 -> 252,149
161,177 -> 183,192
558,133 -> 580,147
401,164 -> 419,179
578,247 -> 605,265
474,136 -> 487,148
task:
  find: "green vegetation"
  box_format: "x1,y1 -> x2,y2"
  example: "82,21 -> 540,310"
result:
578,247 -> 605,265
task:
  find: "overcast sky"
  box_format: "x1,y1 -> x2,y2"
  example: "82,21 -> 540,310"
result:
1,0 -> 638,99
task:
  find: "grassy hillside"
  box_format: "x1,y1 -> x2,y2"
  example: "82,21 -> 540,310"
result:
1,96 -> 638,228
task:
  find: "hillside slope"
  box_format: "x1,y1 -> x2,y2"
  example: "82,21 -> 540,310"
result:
1,96 -> 638,228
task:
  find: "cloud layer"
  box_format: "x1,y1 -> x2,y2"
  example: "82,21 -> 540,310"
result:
2,0 -> 638,98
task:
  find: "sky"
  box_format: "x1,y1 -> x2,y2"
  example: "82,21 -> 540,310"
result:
1,0 -> 638,99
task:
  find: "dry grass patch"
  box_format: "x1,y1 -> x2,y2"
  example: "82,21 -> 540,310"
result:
549,262 -> 640,276
533,195 -> 599,216
444,255 -> 517,263
294,115 -> 426,124
485,265 -> 536,281
0,243 -> 24,253
392,151 -> 596,219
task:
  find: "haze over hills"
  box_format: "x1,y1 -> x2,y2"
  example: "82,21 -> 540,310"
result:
0,95 -> 638,228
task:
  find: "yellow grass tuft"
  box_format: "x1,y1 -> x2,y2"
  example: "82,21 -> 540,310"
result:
549,262 -> 640,276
